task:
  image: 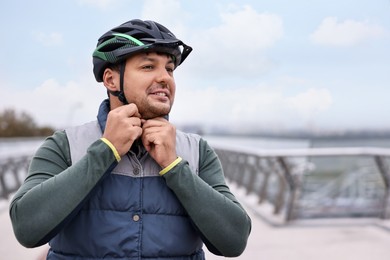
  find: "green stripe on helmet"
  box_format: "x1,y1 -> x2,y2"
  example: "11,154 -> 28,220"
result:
92,33 -> 145,62
112,33 -> 145,46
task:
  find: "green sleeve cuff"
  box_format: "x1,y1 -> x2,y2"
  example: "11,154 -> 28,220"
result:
100,138 -> 121,162
159,157 -> 182,175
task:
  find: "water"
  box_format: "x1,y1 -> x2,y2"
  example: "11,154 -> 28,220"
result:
0,137 -> 45,159
311,138 -> 390,148
203,135 -> 310,149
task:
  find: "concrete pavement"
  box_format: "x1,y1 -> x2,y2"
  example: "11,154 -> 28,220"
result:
0,203 -> 47,259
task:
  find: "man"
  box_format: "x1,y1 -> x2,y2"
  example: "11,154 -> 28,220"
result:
10,19 -> 251,259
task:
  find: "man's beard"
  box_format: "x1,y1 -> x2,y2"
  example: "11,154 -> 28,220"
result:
138,101 -> 172,119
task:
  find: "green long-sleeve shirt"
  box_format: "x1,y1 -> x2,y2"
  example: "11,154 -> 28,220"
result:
9,130 -> 251,257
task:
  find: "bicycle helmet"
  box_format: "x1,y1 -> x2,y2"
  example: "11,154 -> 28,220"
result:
92,19 -> 192,104
93,19 -> 192,83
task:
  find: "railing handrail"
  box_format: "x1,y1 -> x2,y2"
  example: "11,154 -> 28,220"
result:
210,144 -> 390,157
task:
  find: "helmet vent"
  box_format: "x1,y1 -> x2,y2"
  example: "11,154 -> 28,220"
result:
113,27 -> 133,34
133,20 -> 152,30
99,42 -> 127,52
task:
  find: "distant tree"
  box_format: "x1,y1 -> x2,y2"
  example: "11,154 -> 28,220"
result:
0,108 -> 55,137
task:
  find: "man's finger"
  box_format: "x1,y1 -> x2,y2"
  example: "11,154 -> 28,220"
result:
117,103 -> 141,118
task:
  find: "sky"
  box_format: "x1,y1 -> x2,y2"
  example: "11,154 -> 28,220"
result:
1,0 -> 389,133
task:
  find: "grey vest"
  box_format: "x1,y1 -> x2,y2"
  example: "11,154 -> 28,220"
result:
48,121 -> 205,260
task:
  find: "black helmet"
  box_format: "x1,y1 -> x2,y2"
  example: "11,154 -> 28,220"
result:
93,19 -> 192,82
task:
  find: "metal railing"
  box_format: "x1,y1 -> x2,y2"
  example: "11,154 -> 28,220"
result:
2,144 -> 390,224
212,143 -> 390,222
0,155 -> 31,200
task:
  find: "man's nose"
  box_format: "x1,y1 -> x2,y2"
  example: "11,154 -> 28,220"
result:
156,68 -> 172,84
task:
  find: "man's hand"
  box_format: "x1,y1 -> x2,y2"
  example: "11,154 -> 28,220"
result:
141,117 -> 177,168
103,104 -> 142,156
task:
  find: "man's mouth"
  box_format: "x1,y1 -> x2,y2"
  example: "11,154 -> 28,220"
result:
154,92 -> 167,97
149,88 -> 170,98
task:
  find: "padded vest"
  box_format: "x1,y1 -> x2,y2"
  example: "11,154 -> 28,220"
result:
48,121 -> 204,260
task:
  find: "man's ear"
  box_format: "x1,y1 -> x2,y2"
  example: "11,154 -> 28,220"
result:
102,68 -> 120,92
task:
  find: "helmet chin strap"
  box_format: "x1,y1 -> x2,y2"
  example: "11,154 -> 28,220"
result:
109,62 -> 128,105
118,62 -> 128,104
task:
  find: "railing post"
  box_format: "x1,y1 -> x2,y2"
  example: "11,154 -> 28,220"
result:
12,159 -> 22,190
277,156 -> 298,222
374,156 -> 390,219
0,162 -> 9,200
268,158 -> 286,215
0,156 -> 31,201
236,153 -> 245,187
258,159 -> 271,204
0,178 -> 7,199
246,157 -> 259,195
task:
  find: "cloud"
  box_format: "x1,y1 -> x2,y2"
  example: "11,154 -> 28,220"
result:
187,5 -> 283,78
142,0 -> 186,23
0,77 -> 106,129
286,88 -> 333,119
141,0 -> 191,37
77,0 -> 120,9
310,17 -> 385,46
171,83 -> 333,130
216,5 -> 283,50
32,31 -> 63,46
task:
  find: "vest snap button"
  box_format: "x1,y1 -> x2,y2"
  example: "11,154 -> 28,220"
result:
133,214 -> 140,222
133,167 -> 140,175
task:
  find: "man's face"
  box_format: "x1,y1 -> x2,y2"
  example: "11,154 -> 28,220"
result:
123,52 -> 176,119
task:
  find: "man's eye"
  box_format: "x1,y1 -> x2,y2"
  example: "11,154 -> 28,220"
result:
142,65 -> 153,70
166,67 -> 174,73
